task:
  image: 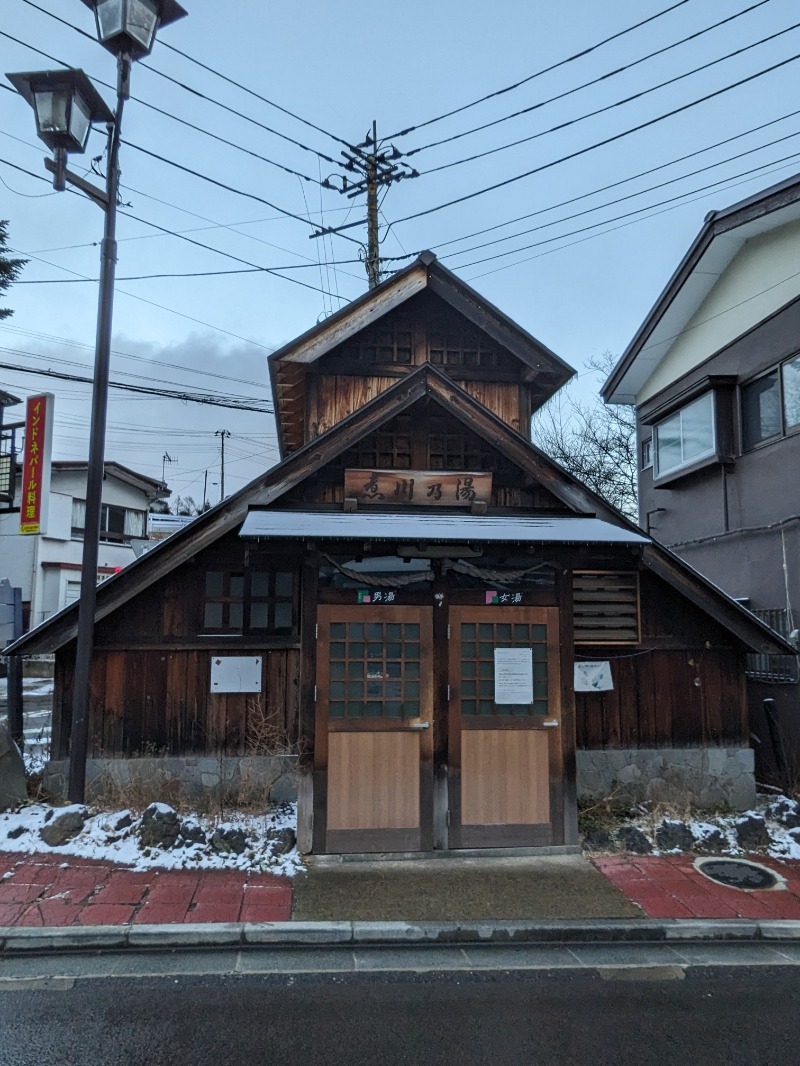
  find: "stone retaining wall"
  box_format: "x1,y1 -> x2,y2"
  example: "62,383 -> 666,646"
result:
44,755 -> 298,808
576,747 -> 756,810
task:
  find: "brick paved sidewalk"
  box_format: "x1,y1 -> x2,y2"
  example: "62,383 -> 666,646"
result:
0,852 -> 292,927
593,854 -> 800,919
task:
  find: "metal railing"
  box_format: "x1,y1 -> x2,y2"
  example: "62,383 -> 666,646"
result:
746,607 -> 799,684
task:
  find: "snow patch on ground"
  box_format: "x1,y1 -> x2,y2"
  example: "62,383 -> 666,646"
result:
0,802 -> 303,877
623,796 -> 800,859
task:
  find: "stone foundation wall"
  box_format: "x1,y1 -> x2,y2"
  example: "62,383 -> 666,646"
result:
44,755 -> 298,809
576,747 -> 756,810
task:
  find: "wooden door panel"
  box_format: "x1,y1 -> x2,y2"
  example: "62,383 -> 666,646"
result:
316,605 -> 433,854
461,730 -> 549,825
327,732 -> 420,830
448,605 -> 562,848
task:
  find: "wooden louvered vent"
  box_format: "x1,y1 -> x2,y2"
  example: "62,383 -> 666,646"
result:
573,571 -> 640,644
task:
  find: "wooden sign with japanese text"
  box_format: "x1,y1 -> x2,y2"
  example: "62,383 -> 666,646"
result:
344,469 -> 492,507
19,393 -> 54,535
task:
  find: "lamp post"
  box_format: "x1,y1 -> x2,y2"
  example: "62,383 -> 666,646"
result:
7,0 -> 186,803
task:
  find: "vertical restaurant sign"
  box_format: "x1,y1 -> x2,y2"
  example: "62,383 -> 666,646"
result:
19,393 -> 54,535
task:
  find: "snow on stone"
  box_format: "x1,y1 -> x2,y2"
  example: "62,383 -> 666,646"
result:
0,802 -> 303,876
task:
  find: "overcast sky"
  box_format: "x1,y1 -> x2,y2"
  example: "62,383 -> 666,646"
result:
2,0 -> 800,502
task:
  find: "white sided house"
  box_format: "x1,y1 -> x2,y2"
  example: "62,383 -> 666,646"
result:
0,461 -> 169,631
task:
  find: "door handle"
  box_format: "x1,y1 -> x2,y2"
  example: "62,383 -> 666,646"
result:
409,721 -> 430,730
541,720 -> 559,728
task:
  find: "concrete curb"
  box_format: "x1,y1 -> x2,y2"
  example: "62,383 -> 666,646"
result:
2,919 -> 800,954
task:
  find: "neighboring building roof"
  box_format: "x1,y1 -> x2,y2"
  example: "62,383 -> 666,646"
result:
240,512 -> 648,544
603,171 -> 800,404
46,461 -> 170,500
0,390 -> 21,408
5,363 -> 790,659
268,251 -> 575,454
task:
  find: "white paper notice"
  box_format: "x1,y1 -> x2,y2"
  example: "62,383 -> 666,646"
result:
494,647 -> 533,704
573,661 -> 613,692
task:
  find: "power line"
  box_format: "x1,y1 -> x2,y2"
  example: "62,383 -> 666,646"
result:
159,40 -> 354,153
419,107 -> 800,256
0,324 -> 273,396
14,263 -> 362,284
409,0 -> 773,160
441,127 -> 800,263
6,26 -> 358,229
117,207 -> 353,300
0,158 -> 356,305
17,0 -> 349,170
0,342 -> 270,400
1,29 -> 334,188
0,360 -> 273,413
387,0 -> 695,139
468,159 -> 800,281
365,50 -> 800,235
418,18 -> 800,176
450,149 -> 800,270
121,139 -> 365,246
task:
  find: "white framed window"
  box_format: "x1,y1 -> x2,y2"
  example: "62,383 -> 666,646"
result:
641,438 -> 652,470
653,392 -> 715,478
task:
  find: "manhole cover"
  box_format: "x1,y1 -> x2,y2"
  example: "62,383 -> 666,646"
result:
697,859 -> 778,890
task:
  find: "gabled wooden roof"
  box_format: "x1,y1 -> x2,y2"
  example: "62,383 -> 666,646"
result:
268,251 -> 575,454
6,363 -> 791,657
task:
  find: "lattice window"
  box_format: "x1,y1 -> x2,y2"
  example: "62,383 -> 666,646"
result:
327,620 -> 422,719
341,417 -> 413,469
339,323 -> 413,365
573,572 -> 640,644
428,328 -> 503,369
203,571 -> 244,632
201,568 -> 297,635
428,414 -> 497,471
460,621 -> 548,717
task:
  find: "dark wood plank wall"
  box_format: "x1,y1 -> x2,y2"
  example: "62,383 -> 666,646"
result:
52,546 -> 750,759
53,646 -> 300,759
575,571 -> 748,750
52,532 -> 302,759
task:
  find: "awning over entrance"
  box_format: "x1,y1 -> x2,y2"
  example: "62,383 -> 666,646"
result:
239,510 -> 649,544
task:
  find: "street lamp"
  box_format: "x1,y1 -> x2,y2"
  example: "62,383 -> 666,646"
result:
81,0 -> 187,59
6,69 -> 113,191
6,0 -> 186,803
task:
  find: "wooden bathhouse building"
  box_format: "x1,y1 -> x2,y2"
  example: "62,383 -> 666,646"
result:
8,253 -> 791,854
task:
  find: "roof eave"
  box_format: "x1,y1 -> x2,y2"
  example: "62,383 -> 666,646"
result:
603,171 -> 800,405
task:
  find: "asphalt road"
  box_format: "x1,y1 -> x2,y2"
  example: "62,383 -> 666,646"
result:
1,967 -> 798,1066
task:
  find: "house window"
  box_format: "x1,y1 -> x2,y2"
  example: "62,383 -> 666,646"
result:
741,354 -> 800,450
641,438 -> 652,470
203,571 -> 244,632
71,500 -> 147,543
202,567 -> 297,635
653,392 -> 715,477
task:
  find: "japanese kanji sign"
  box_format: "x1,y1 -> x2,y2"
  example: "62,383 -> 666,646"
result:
344,469 -> 492,507
19,393 -> 54,536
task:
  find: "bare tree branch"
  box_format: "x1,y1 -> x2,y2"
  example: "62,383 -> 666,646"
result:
532,351 -> 638,520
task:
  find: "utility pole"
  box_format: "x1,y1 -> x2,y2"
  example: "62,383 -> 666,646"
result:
316,122 -> 418,290
364,120 -> 381,289
215,429 -> 230,502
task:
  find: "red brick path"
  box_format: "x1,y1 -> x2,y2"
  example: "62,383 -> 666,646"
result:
0,852 -> 292,926
593,854 -> 800,919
